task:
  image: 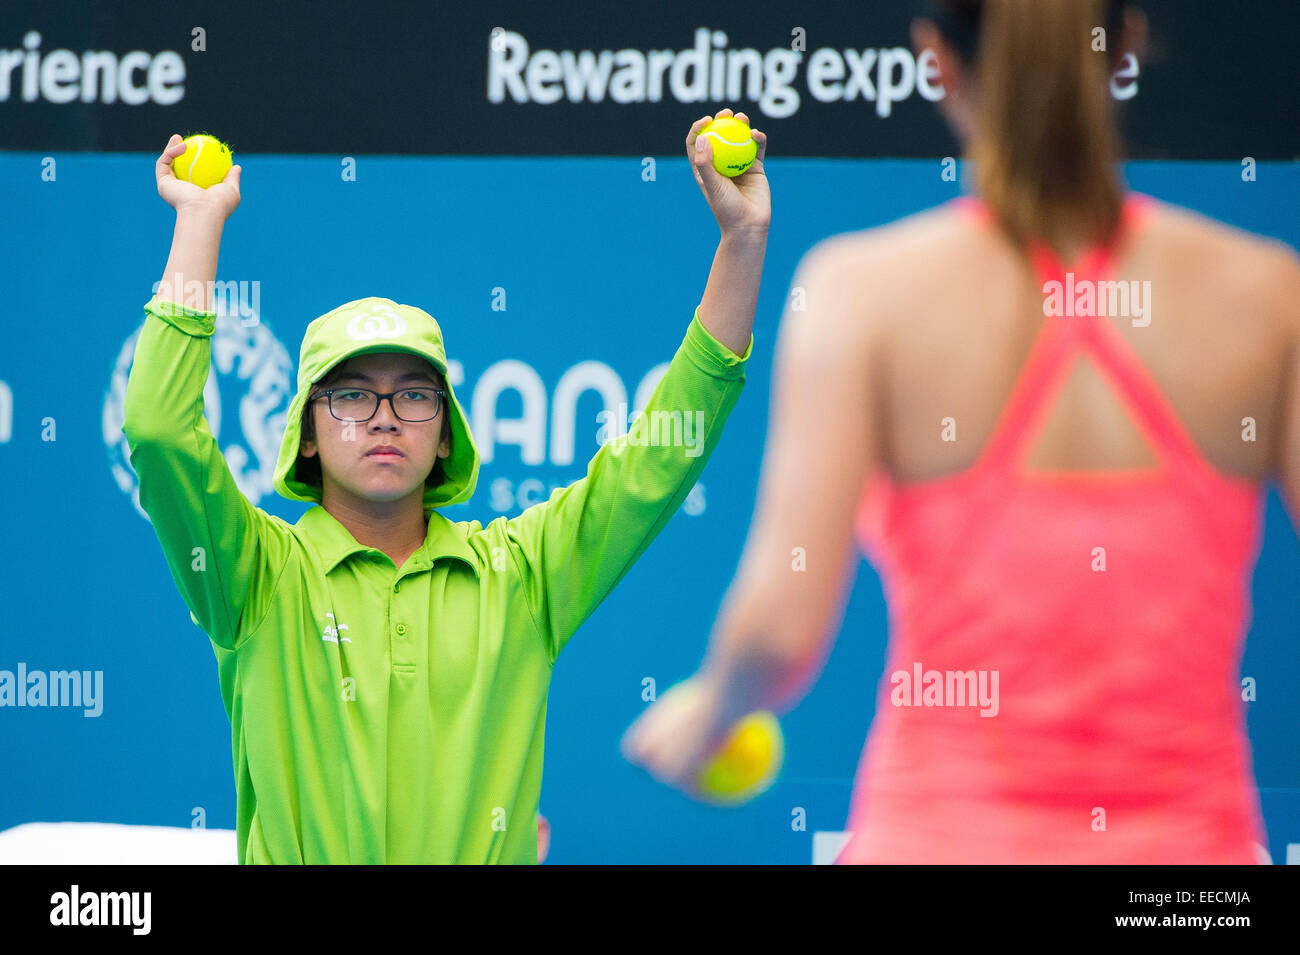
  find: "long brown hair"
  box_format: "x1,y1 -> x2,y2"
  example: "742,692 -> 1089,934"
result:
934,0 -> 1129,253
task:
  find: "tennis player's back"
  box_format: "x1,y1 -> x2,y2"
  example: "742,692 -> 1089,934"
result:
834,193 -> 1300,863
861,198 -> 1295,487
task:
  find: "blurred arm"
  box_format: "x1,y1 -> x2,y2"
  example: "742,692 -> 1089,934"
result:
695,238 -> 882,722
1274,243 -> 1300,530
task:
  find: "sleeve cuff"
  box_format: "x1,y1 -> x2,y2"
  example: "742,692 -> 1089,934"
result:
144,294 -> 217,338
683,304 -> 753,380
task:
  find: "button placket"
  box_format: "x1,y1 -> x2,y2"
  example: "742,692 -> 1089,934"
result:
389,574 -> 409,668
389,560 -> 428,670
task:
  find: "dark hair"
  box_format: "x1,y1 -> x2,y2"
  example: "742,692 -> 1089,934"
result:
296,363 -> 451,491
927,0 -> 1131,252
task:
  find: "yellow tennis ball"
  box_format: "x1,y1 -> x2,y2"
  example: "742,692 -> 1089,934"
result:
699,116 -> 758,178
696,710 -> 784,806
174,133 -> 233,189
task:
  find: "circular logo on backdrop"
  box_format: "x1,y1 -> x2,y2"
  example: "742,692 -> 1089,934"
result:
103,305 -> 293,521
345,304 -> 408,341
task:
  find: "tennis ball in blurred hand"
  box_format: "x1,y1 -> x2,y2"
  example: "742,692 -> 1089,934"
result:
174,133 -> 233,188
698,116 -> 758,178
696,710 -> 784,806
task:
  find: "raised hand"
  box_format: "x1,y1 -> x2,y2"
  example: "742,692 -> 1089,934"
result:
155,134 -> 242,220
687,108 -> 771,237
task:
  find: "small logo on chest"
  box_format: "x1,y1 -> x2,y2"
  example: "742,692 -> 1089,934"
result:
321,612 -> 351,644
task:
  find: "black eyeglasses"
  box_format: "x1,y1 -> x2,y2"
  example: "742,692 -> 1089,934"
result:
311,387 -> 446,423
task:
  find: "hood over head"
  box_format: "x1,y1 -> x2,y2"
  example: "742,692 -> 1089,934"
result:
273,297 -> 479,510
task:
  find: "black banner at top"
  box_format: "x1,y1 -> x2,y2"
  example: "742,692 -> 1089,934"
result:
0,0 -> 1295,159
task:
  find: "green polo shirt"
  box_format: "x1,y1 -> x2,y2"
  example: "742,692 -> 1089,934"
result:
121,296 -> 751,863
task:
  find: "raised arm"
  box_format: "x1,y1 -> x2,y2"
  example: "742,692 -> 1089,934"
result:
151,134 -> 237,312
122,136 -> 285,651
497,108 -> 769,664
500,297 -> 754,664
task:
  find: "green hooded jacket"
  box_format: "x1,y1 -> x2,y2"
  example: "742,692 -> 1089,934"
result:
122,294 -> 751,863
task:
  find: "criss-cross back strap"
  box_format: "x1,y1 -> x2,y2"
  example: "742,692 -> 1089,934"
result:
950,193 -> 1207,480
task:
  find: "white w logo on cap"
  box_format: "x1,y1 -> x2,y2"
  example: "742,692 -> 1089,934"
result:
346,305 -> 408,341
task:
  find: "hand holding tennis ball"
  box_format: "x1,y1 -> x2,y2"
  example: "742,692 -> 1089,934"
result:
621,677 -> 784,806
156,133 -> 241,219
688,107 -> 770,236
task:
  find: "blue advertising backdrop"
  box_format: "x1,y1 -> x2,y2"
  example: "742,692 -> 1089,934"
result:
1,153 -> 1297,863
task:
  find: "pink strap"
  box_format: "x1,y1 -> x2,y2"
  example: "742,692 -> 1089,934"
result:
950,193 -> 1206,478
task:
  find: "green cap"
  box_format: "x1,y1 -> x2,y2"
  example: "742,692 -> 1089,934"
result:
273,297 -> 479,509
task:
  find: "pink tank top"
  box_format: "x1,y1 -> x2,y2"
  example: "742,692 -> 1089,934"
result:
837,192 -> 1268,864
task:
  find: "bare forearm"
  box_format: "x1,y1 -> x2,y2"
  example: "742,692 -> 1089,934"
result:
696,581 -> 824,723
697,231 -> 767,356
157,206 -> 226,312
